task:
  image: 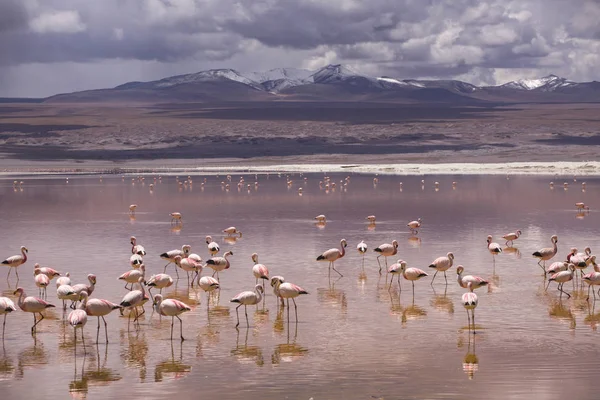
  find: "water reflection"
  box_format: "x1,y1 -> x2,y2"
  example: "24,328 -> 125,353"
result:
271,322 -> 309,365
462,335 -> 479,380
502,246 -> 522,259
16,337 -> 48,378
69,345 -> 122,397
0,343 -> 14,380
230,327 -> 264,366
120,330 -> 149,381
430,287 -> 454,314
317,279 -> 347,311
154,342 -> 192,382
407,236 -> 422,248
548,300 -> 576,329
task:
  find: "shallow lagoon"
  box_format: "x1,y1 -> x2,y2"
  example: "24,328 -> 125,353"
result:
0,172 -> 599,399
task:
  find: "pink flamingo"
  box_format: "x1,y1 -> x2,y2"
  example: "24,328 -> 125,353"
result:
13,287 -> 55,334
270,276 -> 286,307
145,273 -> 174,297
119,277 -> 146,328
206,251 -> 233,280
129,204 -> 137,215
129,254 -> 143,268
160,244 -> 191,277
230,285 -> 264,328
152,294 -> 192,341
57,285 -> 79,310
206,236 -> 220,256
583,264 -> 600,301
198,276 -> 220,309
407,218 -> 422,234
223,227 -> 242,237
170,212 -> 183,224
486,235 -> 502,263
251,253 -> 269,289
0,297 -> 16,339
569,247 -> 591,280
547,261 -> 569,274
429,252 -> 454,285
388,260 -> 428,296
547,264 -> 575,298
462,282 -> 478,333
72,274 -> 97,306
130,236 -> 146,256
270,280 -> 308,322
456,266 -> 489,290
33,263 -> 61,280
119,264 -> 146,290
502,230 -> 522,246
175,255 -> 202,287
68,291 -> 88,345
34,273 -> 50,298
317,239 -> 347,277
2,246 -> 28,280
374,240 -> 398,273
56,272 -> 71,288
533,235 -> 558,274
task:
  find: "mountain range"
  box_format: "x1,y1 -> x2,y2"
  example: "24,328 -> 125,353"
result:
45,64 -> 600,104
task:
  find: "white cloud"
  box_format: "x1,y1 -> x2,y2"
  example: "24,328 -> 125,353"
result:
29,10 -> 86,34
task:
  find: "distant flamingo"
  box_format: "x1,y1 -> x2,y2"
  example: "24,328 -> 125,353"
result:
160,244 -> 191,276
547,264 -> 575,298
56,272 -> 71,288
129,204 -> 137,215
206,236 -> 220,256
316,239 -> 347,277
314,215 -> 326,223
462,282 -> 478,333
206,251 -> 233,280
119,277 -> 147,328
198,276 -> 220,308
251,253 -> 269,288
84,294 -> 121,343
270,276 -> 286,307
533,235 -> 558,274
374,240 -> 398,273
170,212 -> 183,224
407,218 -> 422,234
153,294 -> 192,341
33,263 -> 61,280
456,266 -> 489,290
576,202 -> 590,211
583,265 -> 600,301
274,281 -> 308,322
2,246 -> 28,280
145,273 -> 174,297
429,252 -> 454,285
230,285 -> 264,328
130,236 -> 146,256
388,260 -> 428,296
502,230 -> 522,246
13,287 -> 55,334
357,240 -> 368,268
0,297 -> 16,338
119,264 -> 146,290
223,227 -> 242,237
366,216 -> 376,223
486,235 -> 502,262
68,291 -> 88,344
34,273 -> 50,298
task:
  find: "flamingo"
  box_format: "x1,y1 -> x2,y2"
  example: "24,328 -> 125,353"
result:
576,202 -> 590,211
119,277 -> 147,328
314,215 -> 326,223
270,276 -> 286,307
502,230 -> 522,246
407,218 -> 422,234
429,252 -> 454,285
0,297 -> 16,339
569,247 -> 591,268
57,284 -> 80,310
160,244 -> 191,276
198,276 -> 220,308
33,263 -> 61,280
56,272 -> 71,288
271,280 -> 308,322
129,204 -> 137,215
130,236 -> 146,256
251,253 -> 269,288
145,274 -> 174,297
547,261 -> 569,275
206,236 -> 220,256
170,212 -> 183,224
223,227 -> 242,237
84,295 -> 122,343
374,240 -> 398,273
152,294 -> 192,341
532,235 -> 558,274
72,274 -> 97,300
13,287 -> 55,334
583,262 -> 600,301
547,264 -> 575,298
175,256 -> 202,287
462,282 -> 478,333
129,254 -> 143,269
366,216 -> 376,223
486,235 -> 502,262
206,251 -> 233,280
316,239 -> 347,277
230,285 -> 264,328
2,246 -> 28,280
34,273 -> 50,298
68,291 -> 88,344
119,264 -> 146,290
357,240 -> 368,268
388,260 -> 428,296
456,266 -> 489,290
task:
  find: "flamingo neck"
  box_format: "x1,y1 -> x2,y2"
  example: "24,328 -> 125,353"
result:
17,291 -> 25,307
255,289 -> 263,303
340,243 -> 345,257
21,249 -> 27,262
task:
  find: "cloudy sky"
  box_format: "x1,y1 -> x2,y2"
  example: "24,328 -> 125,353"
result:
1,0 -> 599,97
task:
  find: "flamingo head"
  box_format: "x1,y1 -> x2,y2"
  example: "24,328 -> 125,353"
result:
398,260 -> 407,271
88,274 -> 97,284
447,252 -> 454,260
174,255 -> 182,265
13,287 -> 24,295
486,235 -> 493,244
255,285 -> 264,293
392,240 -> 398,248
205,236 -> 212,244
21,246 -> 28,253
516,230 -> 522,236
182,245 -> 192,255
551,235 -> 558,243
271,276 -> 285,287
152,294 -> 163,306
456,266 -> 465,274
130,236 -> 136,245
585,247 -> 592,256
341,239 -> 347,248
251,253 -> 258,263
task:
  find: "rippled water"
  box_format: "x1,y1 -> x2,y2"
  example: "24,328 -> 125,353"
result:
0,172 -> 599,399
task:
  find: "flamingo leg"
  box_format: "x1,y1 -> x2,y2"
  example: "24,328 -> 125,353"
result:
2,314 -> 6,339
32,313 -> 44,334
163,262 -> 171,273
15,269 -> 19,280
6,268 -> 11,280
170,316 -> 174,340
235,304 -> 241,328
377,255 -> 382,274
177,315 -> 184,341
472,310 -> 476,334
430,271 -> 438,286
465,308 -> 470,331
286,299 -> 290,322
244,305 -> 249,327
81,328 -> 85,349
332,263 -> 343,277
292,298 -> 298,322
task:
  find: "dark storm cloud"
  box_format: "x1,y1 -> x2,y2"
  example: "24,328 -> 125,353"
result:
0,0 -> 599,96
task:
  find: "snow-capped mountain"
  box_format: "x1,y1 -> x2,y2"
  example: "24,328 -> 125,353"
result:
500,74 -> 577,91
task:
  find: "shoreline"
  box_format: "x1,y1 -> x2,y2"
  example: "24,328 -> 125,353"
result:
1,159 -> 599,176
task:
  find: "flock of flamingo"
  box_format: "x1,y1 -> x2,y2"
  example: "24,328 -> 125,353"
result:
1,175 -> 596,349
